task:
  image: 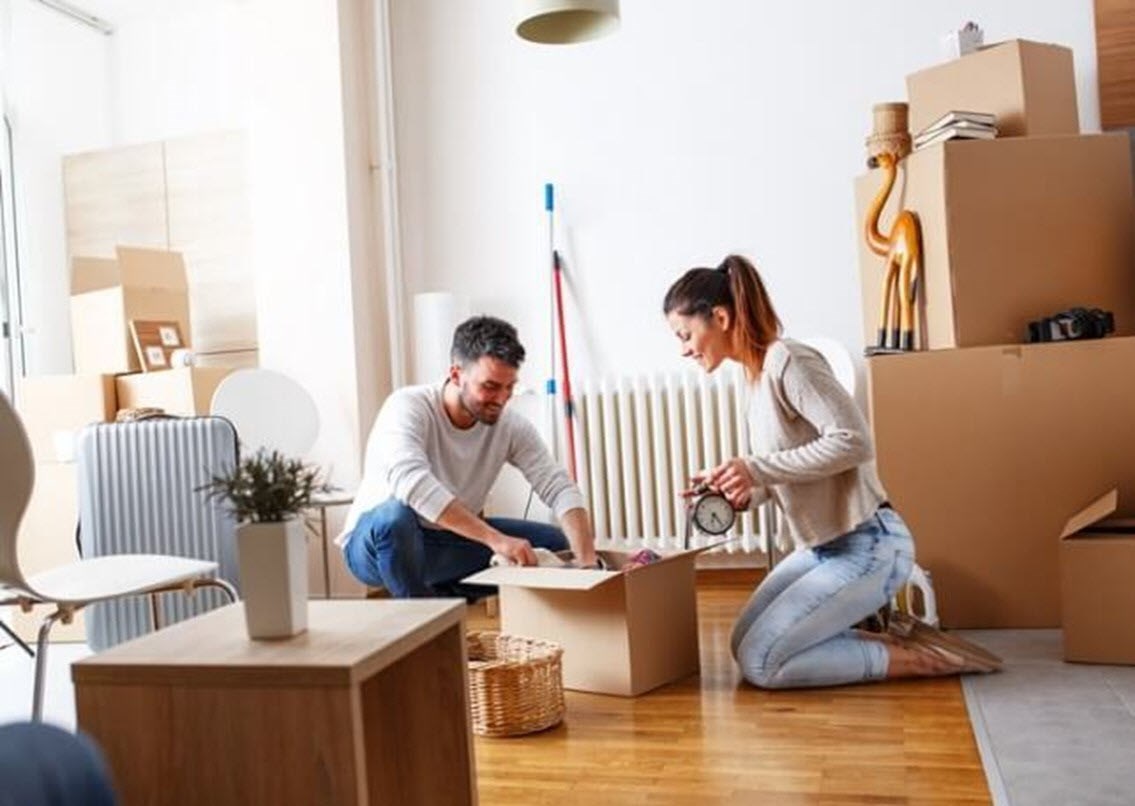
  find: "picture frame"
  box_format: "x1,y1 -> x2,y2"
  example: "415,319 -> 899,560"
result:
130,319 -> 184,372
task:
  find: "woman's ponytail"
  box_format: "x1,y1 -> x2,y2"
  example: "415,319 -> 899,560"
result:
663,254 -> 781,379
720,255 -> 781,378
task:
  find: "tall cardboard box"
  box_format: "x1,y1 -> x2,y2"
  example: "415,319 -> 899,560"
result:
15,374 -> 116,464
115,367 -> 234,416
907,39 -> 1078,138
855,134 -> 1135,350
1058,490 -> 1135,665
867,338 -> 1135,628
464,547 -> 711,696
70,247 -> 191,374
9,463 -> 85,642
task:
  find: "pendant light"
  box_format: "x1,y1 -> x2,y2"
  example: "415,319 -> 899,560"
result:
515,0 -> 620,45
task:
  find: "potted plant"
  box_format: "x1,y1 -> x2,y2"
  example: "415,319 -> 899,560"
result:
200,449 -> 334,639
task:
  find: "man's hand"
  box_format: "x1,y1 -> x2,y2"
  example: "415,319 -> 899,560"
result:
492,534 -> 538,566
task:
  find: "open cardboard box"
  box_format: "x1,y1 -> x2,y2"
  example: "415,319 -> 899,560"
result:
1059,490 -> 1135,665
464,543 -> 725,696
906,39 -> 1079,138
70,247 -> 191,374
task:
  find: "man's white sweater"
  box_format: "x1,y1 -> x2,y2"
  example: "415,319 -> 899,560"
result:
338,382 -> 584,547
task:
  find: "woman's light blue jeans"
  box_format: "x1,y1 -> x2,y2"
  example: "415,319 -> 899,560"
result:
731,506 -> 915,689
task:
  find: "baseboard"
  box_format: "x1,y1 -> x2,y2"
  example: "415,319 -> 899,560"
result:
696,567 -> 766,586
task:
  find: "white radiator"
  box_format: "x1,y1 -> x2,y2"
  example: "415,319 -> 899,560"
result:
570,366 -> 775,556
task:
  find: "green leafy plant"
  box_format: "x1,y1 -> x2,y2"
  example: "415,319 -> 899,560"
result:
198,449 -> 335,524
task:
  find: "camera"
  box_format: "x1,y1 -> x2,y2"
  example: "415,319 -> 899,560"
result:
1027,307 -> 1115,343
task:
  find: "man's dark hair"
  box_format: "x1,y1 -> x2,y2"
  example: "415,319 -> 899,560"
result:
450,315 -> 526,368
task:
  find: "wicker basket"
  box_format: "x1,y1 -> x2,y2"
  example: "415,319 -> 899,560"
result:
466,631 -> 565,738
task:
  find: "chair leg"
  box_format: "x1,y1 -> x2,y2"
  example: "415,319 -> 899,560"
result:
149,593 -> 162,631
198,578 -> 238,603
31,610 -> 68,723
1,619 -> 35,658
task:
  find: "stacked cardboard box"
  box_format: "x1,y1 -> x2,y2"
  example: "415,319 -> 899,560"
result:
70,246 -> 232,415
854,41 -> 1135,653
8,247 -> 232,642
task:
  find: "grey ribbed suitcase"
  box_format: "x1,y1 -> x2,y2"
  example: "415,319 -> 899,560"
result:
76,416 -> 241,650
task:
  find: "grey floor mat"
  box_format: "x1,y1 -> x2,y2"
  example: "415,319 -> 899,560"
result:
958,629 -> 1135,806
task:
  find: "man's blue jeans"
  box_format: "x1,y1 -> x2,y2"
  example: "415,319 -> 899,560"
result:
343,498 -> 569,598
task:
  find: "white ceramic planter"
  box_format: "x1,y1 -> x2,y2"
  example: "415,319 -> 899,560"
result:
236,518 -> 308,639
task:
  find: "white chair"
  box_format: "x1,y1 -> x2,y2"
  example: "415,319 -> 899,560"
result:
0,393 -> 236,721
210,369 -> 319,457
211,370 -> 355,599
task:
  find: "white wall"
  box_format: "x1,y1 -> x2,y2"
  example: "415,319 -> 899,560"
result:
107,0 -> 386,490
243,0 -> 375,489
391,0 -> 1101,395
3,0 -> 385,493
1,0 -> 113,375
2,0 -> 1105,518
106,4 -> 250,144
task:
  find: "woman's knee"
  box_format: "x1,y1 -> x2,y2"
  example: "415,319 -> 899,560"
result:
742,668 -> 783,690
735,622 -> 781,687
734,612 -> 817,690
738,654 -> 791,690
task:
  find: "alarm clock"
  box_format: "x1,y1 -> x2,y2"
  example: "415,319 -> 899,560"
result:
684,485 -> 736,548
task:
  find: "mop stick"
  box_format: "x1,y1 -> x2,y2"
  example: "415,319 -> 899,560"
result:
544,183 -> 559,462
552,249 -> 578,481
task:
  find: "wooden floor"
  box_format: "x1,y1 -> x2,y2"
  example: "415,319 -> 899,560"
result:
467,578 -> 989,805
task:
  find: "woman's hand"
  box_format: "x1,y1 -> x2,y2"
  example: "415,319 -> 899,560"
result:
705,458 -> 757,510
679,472 -> 709,499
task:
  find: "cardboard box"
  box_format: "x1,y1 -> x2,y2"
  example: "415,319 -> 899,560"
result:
855,134 -> 1135,351
15,374 -> 116,463
464,547 -> 711,696
1059,490 -> 1135,665
115,367 -> 234,416
10,463 -> 85,642
907,39 -> 1078,138
70,247 -> 191,374
867,337 -> 1135,628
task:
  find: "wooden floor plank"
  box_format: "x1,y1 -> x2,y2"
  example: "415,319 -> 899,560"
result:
468,582 -> 989,805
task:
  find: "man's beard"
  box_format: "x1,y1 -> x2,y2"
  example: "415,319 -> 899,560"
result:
458,386 -> 503,424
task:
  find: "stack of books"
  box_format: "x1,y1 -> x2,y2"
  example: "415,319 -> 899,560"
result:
913,110 -> 997,151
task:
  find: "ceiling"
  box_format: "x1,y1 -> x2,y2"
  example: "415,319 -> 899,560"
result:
38,0 -> 236,27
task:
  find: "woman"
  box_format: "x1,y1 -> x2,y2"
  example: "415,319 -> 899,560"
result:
663,254 -> 999,689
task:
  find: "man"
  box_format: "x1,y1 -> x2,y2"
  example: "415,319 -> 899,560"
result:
338,315 -> 598,597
